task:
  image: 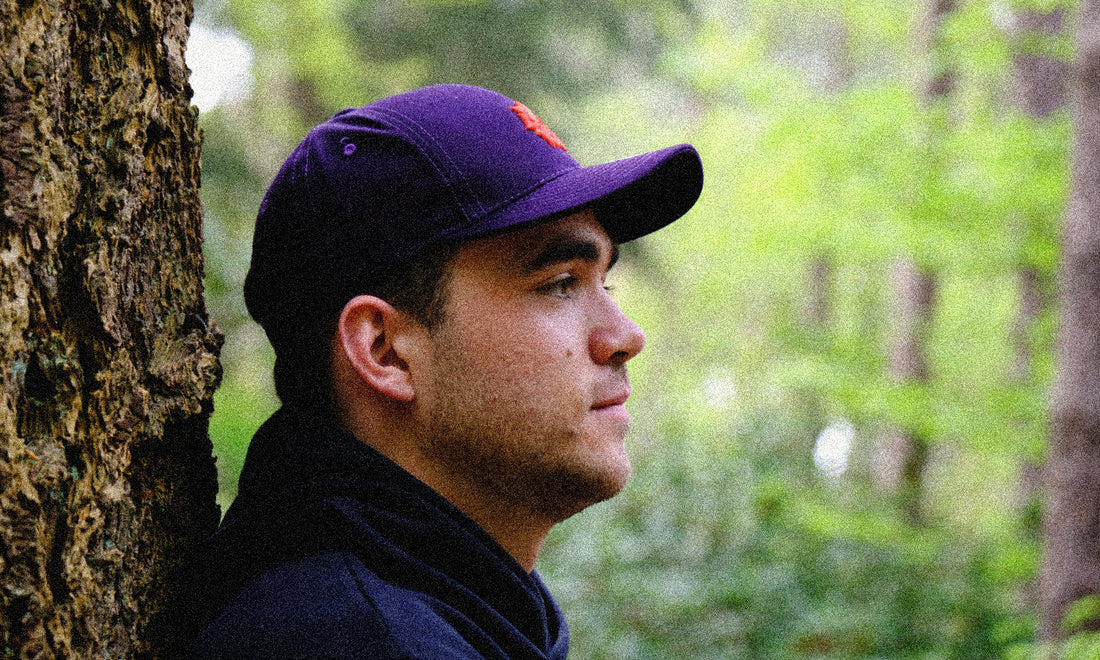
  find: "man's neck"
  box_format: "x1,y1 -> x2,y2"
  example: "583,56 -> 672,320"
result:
339,416 -> 552,572
419,474 -> 555,572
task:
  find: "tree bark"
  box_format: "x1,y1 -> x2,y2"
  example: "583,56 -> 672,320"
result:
0,0 -> 221,657
1039,0 -> 1100,640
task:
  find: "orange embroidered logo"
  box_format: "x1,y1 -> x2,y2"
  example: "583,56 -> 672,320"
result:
510,101 -> 567,152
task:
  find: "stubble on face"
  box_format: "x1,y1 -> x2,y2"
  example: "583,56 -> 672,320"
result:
411,213 -> 637,525
421,333 -> 632,523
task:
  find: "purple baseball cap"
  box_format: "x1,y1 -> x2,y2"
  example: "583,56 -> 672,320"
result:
244,84 -> 703,338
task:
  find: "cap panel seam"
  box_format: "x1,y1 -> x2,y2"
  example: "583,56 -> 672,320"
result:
298,136 -> 354,276
364,103 -> 584,237
437,166 -> 582,239
366,106 -> 487,222
302,137 -> 319,219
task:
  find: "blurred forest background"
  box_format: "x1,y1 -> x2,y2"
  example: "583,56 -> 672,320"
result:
189,0 -> 1081,657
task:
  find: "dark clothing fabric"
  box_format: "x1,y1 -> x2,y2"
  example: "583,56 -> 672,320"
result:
179,406 -> 569,659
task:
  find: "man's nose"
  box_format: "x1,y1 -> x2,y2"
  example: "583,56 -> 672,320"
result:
589,294 -> 646,368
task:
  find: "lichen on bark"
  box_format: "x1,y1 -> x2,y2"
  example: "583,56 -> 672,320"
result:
0,0 -> 221,657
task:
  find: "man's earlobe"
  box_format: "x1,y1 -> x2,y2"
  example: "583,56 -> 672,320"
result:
338,295 -> 417,402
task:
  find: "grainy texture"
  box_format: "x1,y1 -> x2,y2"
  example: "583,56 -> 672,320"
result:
0,0 -> 221,657
1040,0 -> 1100,640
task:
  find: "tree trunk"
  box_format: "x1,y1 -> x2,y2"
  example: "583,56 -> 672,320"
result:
1010,267 -> 1046,384
1010,9 -> 1067,120
804,14 -> 847,332
0,0 -> 221,657
882,260 -> 936,523
1001,4 -> 1063,627
876,0 -> 952,522
807,255 -> 832,330
1039,0 -> 1100,640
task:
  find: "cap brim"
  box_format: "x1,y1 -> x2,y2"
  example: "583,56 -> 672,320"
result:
444,143 -> 703,244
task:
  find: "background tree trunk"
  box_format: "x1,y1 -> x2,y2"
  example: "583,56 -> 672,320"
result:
882,260 -> 936,524
0,0 -> 221,657
876,0 -> 953,523
1004,4 -> 1064,626
1039,0 -> 1100,641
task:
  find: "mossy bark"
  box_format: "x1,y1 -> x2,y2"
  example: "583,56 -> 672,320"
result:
0,0 -> 221,657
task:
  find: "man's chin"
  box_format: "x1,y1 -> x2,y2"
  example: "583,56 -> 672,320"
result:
559,454 -> 632,516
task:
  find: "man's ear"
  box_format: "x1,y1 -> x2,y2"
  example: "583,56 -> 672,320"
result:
337,295 -> 420,402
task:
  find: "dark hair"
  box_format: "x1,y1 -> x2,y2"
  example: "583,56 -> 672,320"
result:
271,240 -> 460,414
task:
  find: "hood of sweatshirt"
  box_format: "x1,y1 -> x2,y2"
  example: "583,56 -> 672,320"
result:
177,405 -> 568,659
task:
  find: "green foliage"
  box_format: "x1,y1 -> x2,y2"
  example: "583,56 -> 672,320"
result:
196,0 -> 1071,655
1063,596 -> 1100,635
1005,594 -> 1100,660
542,410 -> 1036,659
208,376 -> 278,511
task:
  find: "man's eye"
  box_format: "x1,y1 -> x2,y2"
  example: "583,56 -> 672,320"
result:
541,275 -> 579,297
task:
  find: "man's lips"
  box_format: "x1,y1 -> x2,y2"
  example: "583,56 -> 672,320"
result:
592,389 -> 631,410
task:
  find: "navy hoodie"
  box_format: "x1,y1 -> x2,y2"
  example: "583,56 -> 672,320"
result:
180,406 -> 569,659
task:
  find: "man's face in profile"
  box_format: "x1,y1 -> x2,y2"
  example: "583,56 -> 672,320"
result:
409,208 -> 647,522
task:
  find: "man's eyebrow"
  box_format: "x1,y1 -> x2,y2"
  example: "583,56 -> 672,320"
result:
521,237 -> 620,273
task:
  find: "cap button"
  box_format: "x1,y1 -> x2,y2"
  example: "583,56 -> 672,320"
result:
340,137 -> 356,156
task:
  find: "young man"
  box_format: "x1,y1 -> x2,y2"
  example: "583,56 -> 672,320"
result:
183,84 -> 703,658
